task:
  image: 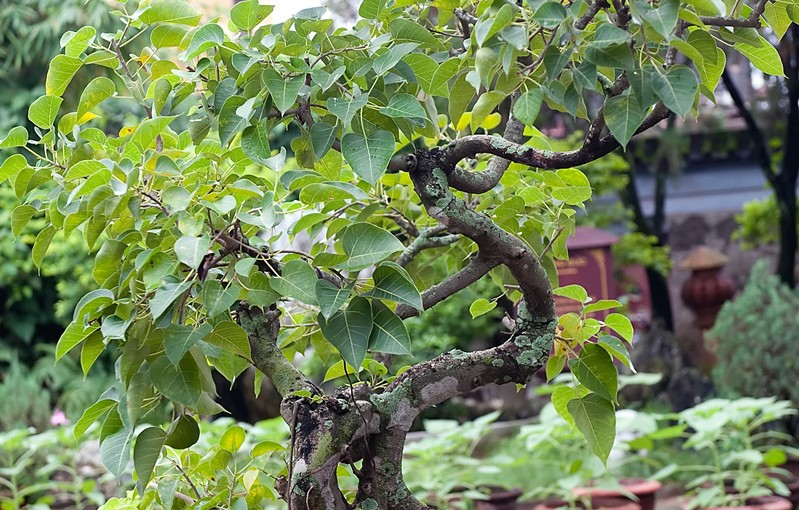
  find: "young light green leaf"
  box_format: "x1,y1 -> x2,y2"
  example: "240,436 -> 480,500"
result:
568,394 -> 616,464
551,385 -> 590,426
81,332 -> 106,377
336,222 -> 405,271
0,126 -> 28,149
369,300 -> 411,355
342,130 -> 395,185
242,120 -> 272,165
598,335 -> 636,372
56,322 -> 100,361
604,313 -> 634,343
568,343 -> 618,402
553,284 -> 588,304
546,354 -> 566,381
140,0 -> 202,25
363,262 -> 422,310
319,297 -> 373,369
77,77 -> 115,120
134,427 -> 166,494
734,38 -> 785,76
583,300 -> 623,314
230,0 -> 274,30
359,0 -> 386,18
185,24 -> 224,59
11,204 -> 37,237
174,235 -> 210,269
470,298 -> 497,318
75,399 -> 116,440
32,225 -> 56,269
46,55 -> 82,96
220,425 -> 246,453
389,18 -> 441,49
28,95 -> 63,129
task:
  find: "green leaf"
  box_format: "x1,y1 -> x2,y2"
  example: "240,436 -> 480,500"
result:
475,3 -> 515,46
310,122 -> 338,160
101,429 -> 133,479
546,354 -> 566,381
342,130 -> 395,185
165,415 -> 200,449
74,399 -> 116,440
251,441 -> 285,457
242,121 -> 272,165
598,335 -> 636,371
567,394 -> 616,464
149,281 -> 193,319
11,205 -> 37,237
206,321 -> 251,360
151,355 -> 202,407
327,93 -> 368,128
359,0 -> 386,18
174,235 -> 210,269
470,298 -> 497,318
653,65 -> 698,117
131,116 -> 176,151
78,77 -> 115,120
0,127 -> 28,149
203,280 -> 240,317
640,0 -> 679,38
533,2 -> 567,28
585,44 -> 635,70
553,284 -> 588,303
220,425 -> 246,453
247,272 -> 281,307
389,18 -> 441,49
219,95 -> 248,148
336,222 -> 405,271
28,95 -> 63,129
62,26 -> 95,57
604,93 -> 646,147
150,24 -> 188,48
734,38 -> 785,76
551,385 -> 589,426
81,333 -> 106,377
568,343 -> 618,402
319,297 -> 373,368
373,43 -> 419,76
263,69 -> 305,114
316,280 -> 353,319
230,0 -> 274,30
270,259 -> 318,306
583,300 -> 623,314
470,91 -> 506,131
32,225 -> 56,269
369,300 -> 412,355
379,94 -> 427,120
46,55 -> 83,96
604,313 -> 634,342
593,23 -> 630,46
164,323 -> 212,365
513,89 -> 544,126
140,0 -> 202,25
134,427 -> 166,494
364,262 -> 423,309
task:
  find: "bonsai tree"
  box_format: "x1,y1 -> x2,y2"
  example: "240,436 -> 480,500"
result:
1,0 -> 792,507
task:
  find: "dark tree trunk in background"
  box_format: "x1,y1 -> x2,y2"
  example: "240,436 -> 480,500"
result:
621,156 -> 675,331
723,27 -> 799,288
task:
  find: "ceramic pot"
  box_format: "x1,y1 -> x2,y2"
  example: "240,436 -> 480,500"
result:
573,479 -> 662,510
475,488 -> 523,510
692,495 -> 793,510
534,496 -> 642,510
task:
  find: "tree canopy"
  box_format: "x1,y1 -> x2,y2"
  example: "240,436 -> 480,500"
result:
1,0 -> 794,507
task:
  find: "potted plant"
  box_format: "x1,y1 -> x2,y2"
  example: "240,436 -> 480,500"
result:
677,398 -> 796,510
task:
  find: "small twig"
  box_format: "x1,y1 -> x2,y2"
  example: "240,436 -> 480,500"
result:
541,226 -> 566,257
575,0 -> 609,30
141,191 -> 170,216
148,482 -> 195,504
170,459 -> 201,500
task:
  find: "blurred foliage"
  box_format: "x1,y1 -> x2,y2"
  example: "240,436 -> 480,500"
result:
734,194 -> 796,248
710,260 -> 799,404
612,232 -> 672,276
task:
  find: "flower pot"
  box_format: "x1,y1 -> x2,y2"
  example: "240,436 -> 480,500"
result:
475,488 -> 523,510
573,479 -> 662,510
534,496 -> 642,510
689,495 -> 793,510
776,459 -> 799,509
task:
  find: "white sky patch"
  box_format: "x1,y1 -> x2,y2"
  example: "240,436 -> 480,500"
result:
272,0 -> 323,22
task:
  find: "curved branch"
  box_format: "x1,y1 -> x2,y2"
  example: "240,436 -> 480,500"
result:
396,253 -> 499,319
441,103 -> 669,173
396,226 -> 459,267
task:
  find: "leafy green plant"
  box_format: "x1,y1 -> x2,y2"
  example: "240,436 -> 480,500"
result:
678,397 -> 797,509
1,0 -> 792,507
710,260 -> 799,404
